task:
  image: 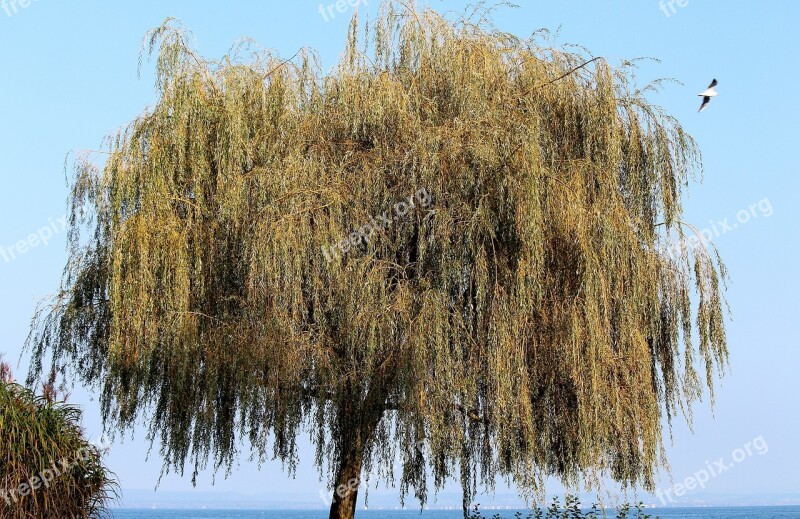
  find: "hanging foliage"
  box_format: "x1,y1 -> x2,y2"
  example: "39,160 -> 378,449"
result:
26,2 -> 727,517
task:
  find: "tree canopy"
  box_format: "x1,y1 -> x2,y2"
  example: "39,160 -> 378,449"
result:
26,2 -> 727,517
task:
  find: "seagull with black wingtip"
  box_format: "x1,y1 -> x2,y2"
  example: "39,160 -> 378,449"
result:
698,79 -> 718,112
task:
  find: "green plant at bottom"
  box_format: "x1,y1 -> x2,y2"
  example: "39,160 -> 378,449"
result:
0,356 -> 118,518
468,496 -> 659,519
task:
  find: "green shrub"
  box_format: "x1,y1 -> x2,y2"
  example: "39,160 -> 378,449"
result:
0,357 -> 117,518
468,496 -> 659,519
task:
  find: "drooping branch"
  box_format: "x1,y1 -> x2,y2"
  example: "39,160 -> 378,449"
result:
454,403 -> 491,425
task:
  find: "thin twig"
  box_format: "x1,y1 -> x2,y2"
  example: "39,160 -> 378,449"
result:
260,48 -> 306,81
520,56 -> 606,97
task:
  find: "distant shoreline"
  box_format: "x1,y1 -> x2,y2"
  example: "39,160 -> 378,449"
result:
110,504 -> 800,510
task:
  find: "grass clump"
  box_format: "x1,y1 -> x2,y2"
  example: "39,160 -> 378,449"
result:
1,357 -> 117,518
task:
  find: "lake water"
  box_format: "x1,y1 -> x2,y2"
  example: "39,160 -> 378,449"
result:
110,507 -> 800,519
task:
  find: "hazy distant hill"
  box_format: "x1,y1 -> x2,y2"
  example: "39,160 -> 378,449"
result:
115,489 -> 800,510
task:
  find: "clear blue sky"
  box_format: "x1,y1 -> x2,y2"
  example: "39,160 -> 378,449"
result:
1,0 -> 798,508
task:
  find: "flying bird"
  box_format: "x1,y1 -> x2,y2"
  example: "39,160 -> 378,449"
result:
698,79 -> 718,112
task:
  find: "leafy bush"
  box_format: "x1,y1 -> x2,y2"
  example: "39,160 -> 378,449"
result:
0,357 -> 117,518
469,495 -> 659,519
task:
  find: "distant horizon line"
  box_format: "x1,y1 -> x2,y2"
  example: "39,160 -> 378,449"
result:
112,488 -> 800,511
109,505 -> 800,511
109,503 -> 800,510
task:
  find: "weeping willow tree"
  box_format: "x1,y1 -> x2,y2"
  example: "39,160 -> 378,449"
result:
26,2 -> 728,518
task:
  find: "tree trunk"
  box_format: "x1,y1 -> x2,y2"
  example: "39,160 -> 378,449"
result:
328,443 -> 364,519
327,382 -> 388,519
